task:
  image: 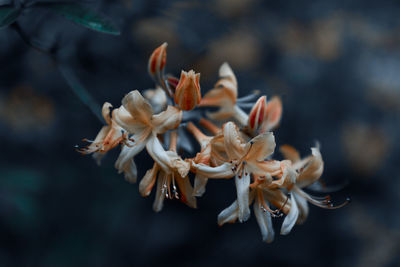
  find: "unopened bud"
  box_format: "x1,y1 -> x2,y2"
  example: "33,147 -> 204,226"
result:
174,70 -> 201,111
248,96 -> 267,134
148,42 -> 167,78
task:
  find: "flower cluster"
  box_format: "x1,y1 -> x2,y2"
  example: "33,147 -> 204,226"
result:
78,43 -> 349,243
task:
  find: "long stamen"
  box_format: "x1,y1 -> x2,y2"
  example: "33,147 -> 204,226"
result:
295,188 -> 351,209
171,173 -> 179,199
257,189 -> 281,217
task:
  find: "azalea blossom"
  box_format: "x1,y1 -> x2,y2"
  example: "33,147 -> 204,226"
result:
78,42 -> 348,243
139,131 -> 196,212
199,63 -> 249,125
113,90 -> 182,183
280,144 -> 350,224
192,121 -> 281,222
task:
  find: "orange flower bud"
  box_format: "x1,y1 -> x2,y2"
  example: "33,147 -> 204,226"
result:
148,42 -> 167,77
174,70 -> 201,111
248,96 -> 267,134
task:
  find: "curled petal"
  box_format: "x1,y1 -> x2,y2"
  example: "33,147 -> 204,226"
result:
175,175 -> 197,209
121,90 -> 153,126
152,105 -> 183,134
297,147 -> 324,188
280,194 -> 299,235
260,96 -> 282,133
166,151 -> 190,178
223,122 -> 247,160
217,200 -> 239,226
219,62 -> 237,88
113,106 -> 148,134
279,144 -> 301,163
115,139 -> 147,173
148,42 -> 167,78
247,132 -> 276,162
254,197 -> 275,243
192,162 -> 234,178
174,70 -> 201,111
102,102 -> 113,125
193,173 -> 208,197
139,163 -> 159,197
235,172 -> 251,223
199,63 -> 237,108
270,160 -> 297,189
146,134 -> 172,173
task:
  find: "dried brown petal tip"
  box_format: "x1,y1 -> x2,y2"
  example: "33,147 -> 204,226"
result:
174,70 -> 201,111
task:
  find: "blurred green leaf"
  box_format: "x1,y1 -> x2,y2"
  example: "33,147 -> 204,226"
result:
41,3 -> 120,35
0,6 -> 20,28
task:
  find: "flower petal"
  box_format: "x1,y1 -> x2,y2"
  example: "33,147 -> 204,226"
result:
175,175 -> 197,209
297,147 -> 324,188
235,172 -> 251,222
280,194 -> 299,235
247,132 -> 276,162
193,173 -> 208,197
139,163 -> 159,197
279,144 -> 301,163
293,191 -> 309,224
123,158 -> 138,183
102,102 -> 113,125
192,162 -> 234,178
217,200 -> 238,226
153,172 -> 166,212
260,96 -> 282,132
254,197 -> 275,243
122,90 -> 153,125
143,87 -> 167,114
115,141 -> 146,173
146,134 -> 172,172
219,62 -> 237,87
152,105 -> 183,134
223,122 -> 247,160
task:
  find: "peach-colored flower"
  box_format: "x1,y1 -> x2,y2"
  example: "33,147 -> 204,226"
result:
218,181 -> 295,243
192,121 -> 281,222
174,70 -> 201,111
280,144 -> 349,224
199,63 -> 249,125
138,131 -> 196,211
113,90 -> 182,183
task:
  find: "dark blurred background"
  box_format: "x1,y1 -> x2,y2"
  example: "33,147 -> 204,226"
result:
1,0 -> 399,266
